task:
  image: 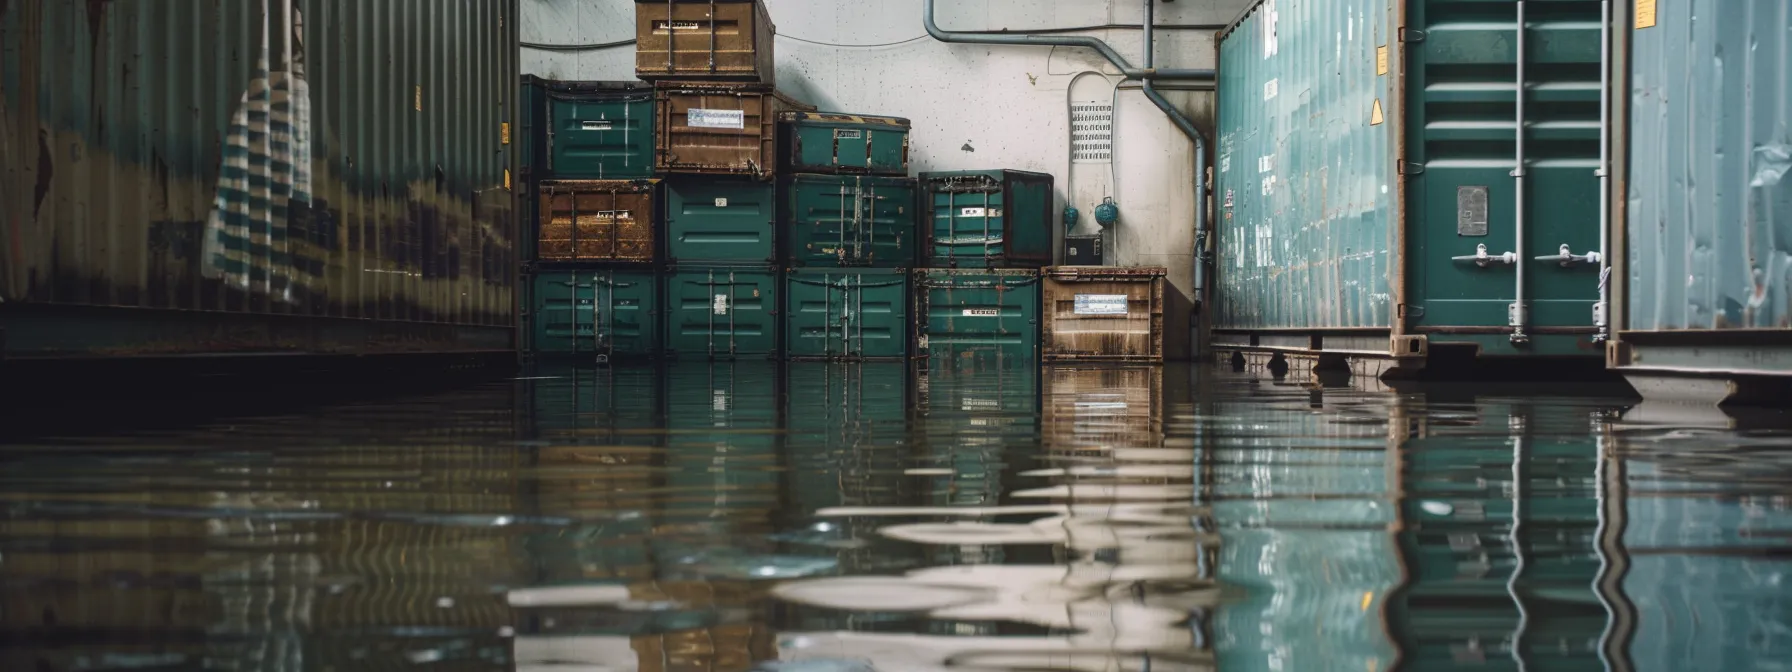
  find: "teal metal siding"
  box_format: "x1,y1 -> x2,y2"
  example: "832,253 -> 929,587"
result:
665,177 -> 778,264
0,0 -> 519,357
921,170 -> 1053,269
783,174 -> 917,268
1627,0 -> 1792,333
784,268 -> 909,360
526,270 -> 660,360
913,269 -> 1041,366
783,112 -> 911,176
665,267 -> 780,359
544,82 -> 655,180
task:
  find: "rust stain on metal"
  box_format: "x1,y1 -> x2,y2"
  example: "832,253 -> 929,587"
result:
1041,266 -> 1167,363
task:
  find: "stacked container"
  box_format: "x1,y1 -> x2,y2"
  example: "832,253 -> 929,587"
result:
636,0 -> 811,360
780,113 -> 918,361
913,170 -> 1055,366
519,77 -> 664,363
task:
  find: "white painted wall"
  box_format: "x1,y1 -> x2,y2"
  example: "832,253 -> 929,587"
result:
523,0 -> 1255,358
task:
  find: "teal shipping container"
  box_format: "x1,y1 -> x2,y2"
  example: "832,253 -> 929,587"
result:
920,170 -> 1053,269
784,175 -> 917,268
524,270 -> 660,361
780,112 -> 911,176
0,0 -> 520,359
784,269 -> 909,361
534,79 -> 655,180
913,269 -> 1041,366
665,266 -> 780,359
665,177 -> 779,264
1212,0 -> 1607,369
1612,0 -> 1792,397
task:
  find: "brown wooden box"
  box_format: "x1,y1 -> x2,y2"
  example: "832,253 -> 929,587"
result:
654,82 -> 814,179
635,0 -> 777,83
536,180 -> 659,263
1041,266 -> 1167,363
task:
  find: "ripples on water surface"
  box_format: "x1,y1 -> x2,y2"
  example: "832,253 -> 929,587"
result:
2,363 -> 1790,671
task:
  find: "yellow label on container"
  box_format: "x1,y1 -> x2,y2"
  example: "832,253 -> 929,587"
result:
504,169 -> 511,190
1376,45 -> 1389,75
1636,0 -> 1656,28
414,85 -> 422,111
501,122 -> 511,145
1371,98 -> 1385,126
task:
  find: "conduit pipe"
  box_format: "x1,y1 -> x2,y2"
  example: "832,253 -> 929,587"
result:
923,0 -> 1215,356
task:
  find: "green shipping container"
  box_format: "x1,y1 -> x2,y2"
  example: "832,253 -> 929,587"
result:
781,112 -> 911,176
1213,0 -> 1605,365
540,81 -> 656,180
665,267 -> 781,359
784,175 -> 917,268
665,178 -> 779,264
921,170 -> 1054,269
784,269 -> 910,361
914,269 -> 1041,366
526,270 -> 661,360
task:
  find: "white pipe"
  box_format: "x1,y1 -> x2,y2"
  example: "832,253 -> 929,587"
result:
1511,1 -> 1530,344
1596,0 -> 1613,341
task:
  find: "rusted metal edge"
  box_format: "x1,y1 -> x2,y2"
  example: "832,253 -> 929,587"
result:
539,179 -> 658,191
1217,0 -> 1275,42
1044,266 -> 1167,280
779,111 -> 911,128
1618,329 -> 1792,346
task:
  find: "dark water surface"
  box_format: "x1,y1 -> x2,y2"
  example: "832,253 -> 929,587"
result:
3,363 -> 1790,671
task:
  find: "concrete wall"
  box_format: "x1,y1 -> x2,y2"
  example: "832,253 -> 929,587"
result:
522,0 -> 1256,358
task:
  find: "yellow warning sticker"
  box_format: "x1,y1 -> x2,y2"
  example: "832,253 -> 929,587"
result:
1371,98 -> 1385,126
414,85 -> 423,111
1376,45 -> 1389,76
1361,591 -> 1375,611
501,122 -> 511,145
1636,0 -> 1656,28
504,169 -> 511,190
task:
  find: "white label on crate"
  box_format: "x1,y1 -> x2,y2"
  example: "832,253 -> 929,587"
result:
1259,155 -> 1275,173
581,120 -> 613,131
962,308 -> 1000,317
959,207 -> 987,217
688,108 -> 745,129
1264,78 -> 1279,101
834,129 -> 862,139
713,197 -> 729,207
712,389 -> 729,411
713,294 -> 730,315
1074,294 -> 1130,315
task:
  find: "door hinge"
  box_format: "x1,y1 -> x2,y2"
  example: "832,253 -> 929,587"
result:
1399,160 -> 1425,176
1400,28 -> 1426,43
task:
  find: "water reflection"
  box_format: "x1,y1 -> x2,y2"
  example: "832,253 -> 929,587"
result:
1,363 -> 1789,670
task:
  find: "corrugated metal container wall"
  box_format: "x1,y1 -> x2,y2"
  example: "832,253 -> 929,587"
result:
1214,0 -> 1608,363
1619,0 -> 1792,379
0,0 -> 518,357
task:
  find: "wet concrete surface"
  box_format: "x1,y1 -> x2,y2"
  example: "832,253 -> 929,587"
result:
1,363 -> 1789,671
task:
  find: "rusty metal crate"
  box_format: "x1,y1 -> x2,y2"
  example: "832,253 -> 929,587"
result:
634,0 -> 776,84
1041,266 -> 1166,363
655,82 -> 815,180
535,180 -> 659,263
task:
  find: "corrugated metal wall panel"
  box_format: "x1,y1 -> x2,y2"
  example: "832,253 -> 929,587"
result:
1627,0 -> 1792,332
0,0 -> 519,357
1214,0 -> 1400,332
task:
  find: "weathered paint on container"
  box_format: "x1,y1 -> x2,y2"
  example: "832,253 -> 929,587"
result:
913,269 -> 1041,366
541,80 -> 656,180
655,82 -> 813,180
921,170 -> 1054,269
0,0 -> 519,358
784,268 -> 909,361
1615,0 -> 1792,385
781,112 -> 910,176
1213,0 -> 1605,366
664,267 -> 780,359
783,174 -> 916,268
534,180 -> 658,264
634,0 -> 776,84
665,177 -> 777,263
1041,266 -> 1166,363
525,270 -> 660,360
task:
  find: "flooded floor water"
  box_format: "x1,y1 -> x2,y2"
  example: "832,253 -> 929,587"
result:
2,363 -> 1790,671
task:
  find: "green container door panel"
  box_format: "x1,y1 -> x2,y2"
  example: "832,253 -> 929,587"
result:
1213,0 -> 1397,331
915,270 -> 1040,365
549,91 -> 655,179
785,270 -> 909,360
531,271 -> 660,358
786,175 -> 917,267
666,268 -> 780,358
666,179 -> 778,263
787,114 -> 910,175
1406,0 -> 1603,356
922,170 -> 1053,268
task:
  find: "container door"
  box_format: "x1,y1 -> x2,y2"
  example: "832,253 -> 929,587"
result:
1406,0 -> 1604,355
788,176 -> 915,267
595,272 -> 660,358
532,272 -> 597,356
917,271 -> 1040,365
667,180 -> 777,263
532,272 -> 657,358
548,93 -> 654,179
927,175 -> 1006,268
668,268 -> 778,358
538,185 -> 654,262
786,270 -> 909,359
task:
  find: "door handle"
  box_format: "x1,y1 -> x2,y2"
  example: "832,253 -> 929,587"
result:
1451,244 -> 1518,268
1534,244 -> 1601,267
